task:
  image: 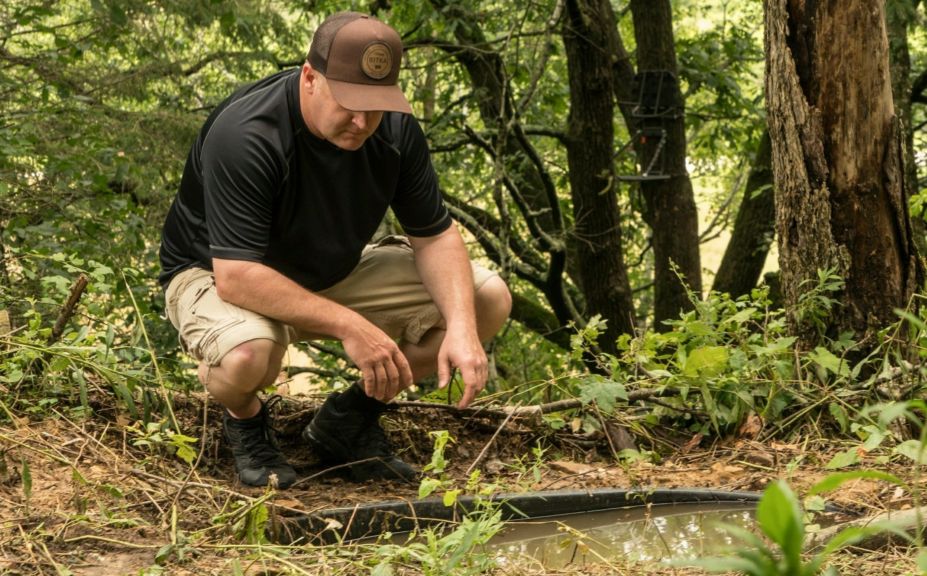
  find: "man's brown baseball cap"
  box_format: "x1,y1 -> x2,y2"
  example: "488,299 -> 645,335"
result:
307,12 -> 412,114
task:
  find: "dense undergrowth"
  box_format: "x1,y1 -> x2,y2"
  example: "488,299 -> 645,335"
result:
2,261 -> 927,574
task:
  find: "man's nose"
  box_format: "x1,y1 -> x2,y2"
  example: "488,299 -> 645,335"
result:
352,111 -> 370,129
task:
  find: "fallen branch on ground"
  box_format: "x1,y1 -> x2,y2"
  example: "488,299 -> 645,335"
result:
392,387 -> 679,421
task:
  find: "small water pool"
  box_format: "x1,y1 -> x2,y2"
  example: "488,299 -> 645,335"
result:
278,488 -> 764,547
489,502 -> 756,568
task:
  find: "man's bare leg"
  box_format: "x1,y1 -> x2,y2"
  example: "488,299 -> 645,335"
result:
198,338 -> 287,417
200,337 -> 295,488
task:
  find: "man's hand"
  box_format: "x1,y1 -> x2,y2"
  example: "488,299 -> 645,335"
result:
213,258 -> 414,402
342,319 -> 414,402
437,327 -> 487,408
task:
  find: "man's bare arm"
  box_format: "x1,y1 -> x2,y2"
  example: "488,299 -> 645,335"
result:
408,226 -> 487,408
212,258 -> 413,399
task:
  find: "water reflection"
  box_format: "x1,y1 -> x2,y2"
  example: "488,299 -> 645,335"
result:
488,503 -> 755,568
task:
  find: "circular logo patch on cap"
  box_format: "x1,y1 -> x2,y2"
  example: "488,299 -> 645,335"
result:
361,43 -> 392,80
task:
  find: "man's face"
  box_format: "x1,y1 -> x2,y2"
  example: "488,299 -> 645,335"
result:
301,64 -> 384,151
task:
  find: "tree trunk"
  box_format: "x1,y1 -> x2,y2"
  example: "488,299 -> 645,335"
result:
765,0 -> 923,348
562,0 -> 635,351
885,0 -> 927,257
630,0 -> 703,328
713,131 -> 776,298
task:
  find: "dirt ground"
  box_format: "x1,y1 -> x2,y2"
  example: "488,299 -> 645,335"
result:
0,391 -> 922,575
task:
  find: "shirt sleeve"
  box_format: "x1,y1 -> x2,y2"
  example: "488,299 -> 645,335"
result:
201,110 -> 284,262
390,114 -> 452,237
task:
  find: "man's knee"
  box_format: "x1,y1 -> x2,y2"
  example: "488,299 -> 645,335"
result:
476,276 -> 512,336
211,339 -> 285,387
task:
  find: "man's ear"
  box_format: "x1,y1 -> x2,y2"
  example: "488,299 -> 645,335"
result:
301,62 -> 317,93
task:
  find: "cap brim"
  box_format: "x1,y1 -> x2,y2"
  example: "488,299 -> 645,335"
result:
328,79 -> 412,114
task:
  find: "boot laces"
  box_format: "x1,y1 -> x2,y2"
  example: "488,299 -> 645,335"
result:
230,397 -> 288,467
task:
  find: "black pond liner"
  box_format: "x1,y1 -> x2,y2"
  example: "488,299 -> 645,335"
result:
269,487 -> 766,545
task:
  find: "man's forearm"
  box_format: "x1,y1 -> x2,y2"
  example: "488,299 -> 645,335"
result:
408,227 -> 478,334
213,257 -> 415,400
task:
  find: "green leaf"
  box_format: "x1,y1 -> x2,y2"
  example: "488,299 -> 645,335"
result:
756,480 -> 804,570
174,443 -> 197,465
418,477 -> 441,499
0,369 -> 23,384
579,378 -> 627,412
895,309 -> 927,332
875,401 -> 915,428
683,346 -> 729,377
917,548 -> 927,572
700,382 -> 720,432
155,543 -> 174,565
808,347 -> 849,376
21,459 -> 32,502
818,523 -> 906,559
720,523 -> 771,550
893,440 -> 927,464
753,336 -> 797,356
861,429 -> 886,451
371,563 -> 393,576
824,448 -> 860,470
443,489 -> 461,507
727,308 -> 757,325
804,495 -> 826,512
828,403 -> 849,433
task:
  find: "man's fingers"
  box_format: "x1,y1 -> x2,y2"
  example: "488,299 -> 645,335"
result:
456,365 -> 485,408
361,369 -> 376,397
384,358 -> 402,399
373,363 -> 389,400
436,355 -> 452,389
393,350 -> 414,390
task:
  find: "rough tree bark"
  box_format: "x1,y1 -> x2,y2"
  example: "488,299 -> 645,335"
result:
562,0 -> 635,349
712,131 -> 776,298
885,0 -> 927,257
765,0 -> 923,348
629,0 -> 703,328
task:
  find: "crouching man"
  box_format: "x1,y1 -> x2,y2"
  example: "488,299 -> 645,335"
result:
158,12 -> 511,488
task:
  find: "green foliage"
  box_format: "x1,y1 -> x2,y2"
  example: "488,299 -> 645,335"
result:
674,0 -> 765,162
796,268 -> 846,338
20,458 -> 32,513
0,261 -> 195,426
375,428 -> 503,575
575,286 -> 797,434
210,493 -> 274,545
555,273 -> 927,451
126,419 -> 198,465
419,430 -> 454,499
686,477 -> 909,576
371,507 -> 503,576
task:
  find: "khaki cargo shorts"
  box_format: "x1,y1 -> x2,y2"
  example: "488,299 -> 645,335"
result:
164,236 -> 499,366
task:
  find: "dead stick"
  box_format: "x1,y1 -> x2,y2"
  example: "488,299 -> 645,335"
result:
25,273 -> 90,379
48,273 -> 89,345
393,388 -> 678,418
465,407 -> 517,477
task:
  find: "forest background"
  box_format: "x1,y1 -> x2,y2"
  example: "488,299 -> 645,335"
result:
5,0 -> 927,574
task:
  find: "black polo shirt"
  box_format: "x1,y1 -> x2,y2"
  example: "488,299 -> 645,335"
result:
159,68 -> 451,291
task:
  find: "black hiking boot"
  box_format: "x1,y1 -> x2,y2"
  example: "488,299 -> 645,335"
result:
303,384 -> 417,483
224,400 -> 297,489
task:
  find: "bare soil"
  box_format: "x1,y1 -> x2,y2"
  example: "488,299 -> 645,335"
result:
0,391 -> 922,575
